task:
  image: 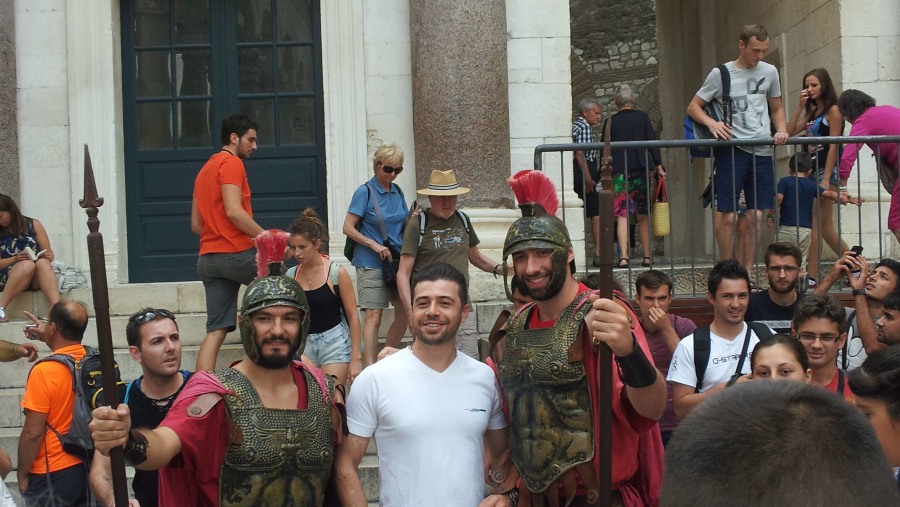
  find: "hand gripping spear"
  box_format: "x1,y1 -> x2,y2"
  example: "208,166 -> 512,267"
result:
79,145 -> 129,507
596,115 -> 615,507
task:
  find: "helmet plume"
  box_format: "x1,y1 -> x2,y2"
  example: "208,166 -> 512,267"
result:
255,229 -> 290,277
507,169 -> 559,217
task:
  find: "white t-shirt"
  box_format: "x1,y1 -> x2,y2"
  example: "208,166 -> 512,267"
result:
667,322 -> 766,392
346,347 -> 507,507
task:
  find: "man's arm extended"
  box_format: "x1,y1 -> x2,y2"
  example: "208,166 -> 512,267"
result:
90,405 -> 182,471
334,433 -> 371,507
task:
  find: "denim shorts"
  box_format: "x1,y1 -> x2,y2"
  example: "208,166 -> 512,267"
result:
302,322 -> 351,366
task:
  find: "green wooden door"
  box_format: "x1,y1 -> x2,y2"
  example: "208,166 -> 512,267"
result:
121,0 -> 325,282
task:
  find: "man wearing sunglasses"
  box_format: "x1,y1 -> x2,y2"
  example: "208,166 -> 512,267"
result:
745,242 -> 805,334
89,308 -> 190,507
793,294 -> 854,402
91,273 -> 344,506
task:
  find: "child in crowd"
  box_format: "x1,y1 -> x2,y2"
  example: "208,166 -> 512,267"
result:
769,152 -> 844,276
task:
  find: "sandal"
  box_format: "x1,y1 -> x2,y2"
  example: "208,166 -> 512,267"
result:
0,307 -> 7,323
642,257 -> 652,267
617,258 -> 630,268
592,256 -> 602,267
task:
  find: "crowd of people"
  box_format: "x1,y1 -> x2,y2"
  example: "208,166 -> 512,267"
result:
573,24 -> 900,280
2,21 -> 900,507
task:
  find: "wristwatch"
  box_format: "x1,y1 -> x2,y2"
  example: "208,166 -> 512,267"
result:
852,288 -> 868,297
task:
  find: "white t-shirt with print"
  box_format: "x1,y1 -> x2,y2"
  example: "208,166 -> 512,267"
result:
667,322 -> 766,392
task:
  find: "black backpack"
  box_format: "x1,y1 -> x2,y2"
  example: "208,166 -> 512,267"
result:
29,345 -> 127,461
692,322 -> 773,393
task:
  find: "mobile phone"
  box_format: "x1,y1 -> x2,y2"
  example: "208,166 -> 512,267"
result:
850,246 -> 863,276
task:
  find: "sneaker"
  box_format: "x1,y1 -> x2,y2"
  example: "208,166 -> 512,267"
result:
0,307 -> 7,323
807,278 -> 818,289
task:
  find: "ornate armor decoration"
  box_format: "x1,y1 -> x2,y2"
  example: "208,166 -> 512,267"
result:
217,367 -> 334,507
498,296 -> 595,493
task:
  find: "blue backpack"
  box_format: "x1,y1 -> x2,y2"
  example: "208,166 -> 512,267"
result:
684,64 -> 732,159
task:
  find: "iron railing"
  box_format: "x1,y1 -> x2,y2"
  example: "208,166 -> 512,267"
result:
534,135 -> 900,297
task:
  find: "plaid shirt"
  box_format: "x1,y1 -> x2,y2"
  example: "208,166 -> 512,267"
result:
572,116 -> 596,161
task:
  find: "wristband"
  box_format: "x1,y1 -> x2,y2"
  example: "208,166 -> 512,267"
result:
503,488 -> 519,507
124,430 -> 149,466
614,335 -> 658,388
839,186 -> 848,192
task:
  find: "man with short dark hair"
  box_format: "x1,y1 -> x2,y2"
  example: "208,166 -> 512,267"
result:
876,291 -> 900,346
662,381 -> 900,506
572,98 -> 603,266
745,242 -> 804,334
816,253 -> 900,369
687,24 -> 789,270
793,294 -> 854,402
634,270 -> 696,446
91,274 -> 343,506
90,308 -> 192,507
668,259 -> 771,418
192,113 -> 265,370
18,301 -> 91,506
336,263 -> 508,506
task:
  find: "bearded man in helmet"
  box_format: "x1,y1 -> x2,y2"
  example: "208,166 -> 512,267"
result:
89,269 -> 346,506
495,170 -> 666,507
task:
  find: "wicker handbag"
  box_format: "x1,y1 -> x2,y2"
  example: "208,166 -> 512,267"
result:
652,176 -> 670,237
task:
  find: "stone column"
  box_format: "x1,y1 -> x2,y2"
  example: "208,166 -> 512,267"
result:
408,0 -> 513,210
0,0 -> 19,201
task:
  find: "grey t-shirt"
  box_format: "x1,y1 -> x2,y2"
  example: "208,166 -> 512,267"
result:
696,60 -> 782,157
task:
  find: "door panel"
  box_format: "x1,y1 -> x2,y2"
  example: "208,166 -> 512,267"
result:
122,0 -> 325,282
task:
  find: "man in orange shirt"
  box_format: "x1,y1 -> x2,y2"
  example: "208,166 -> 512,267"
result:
18,301 -> 91,506
191,113 -> 264,371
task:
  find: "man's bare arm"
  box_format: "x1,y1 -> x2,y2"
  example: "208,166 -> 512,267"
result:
220,184 -> 264,238
334,433 -> 371,507
672,381 -> 726,418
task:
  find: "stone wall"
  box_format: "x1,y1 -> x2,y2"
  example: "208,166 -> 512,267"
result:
569,0 -> 660,129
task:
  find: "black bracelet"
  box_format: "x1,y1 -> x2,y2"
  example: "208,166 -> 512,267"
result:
503,488 -> 519,506
614,335 -> 659,388
123,430 -> 149,466
493,264 -> 502,279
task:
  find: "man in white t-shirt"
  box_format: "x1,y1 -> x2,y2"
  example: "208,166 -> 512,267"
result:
335,263 -> 510,507
687,24 -> 789,270
668,259 -> 772,418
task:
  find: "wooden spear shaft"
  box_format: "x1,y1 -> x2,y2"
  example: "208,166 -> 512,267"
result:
596,116 -> 615,507
79,145 -> 129,507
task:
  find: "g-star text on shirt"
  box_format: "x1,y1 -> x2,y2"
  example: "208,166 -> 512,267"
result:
711,353 -> 747,365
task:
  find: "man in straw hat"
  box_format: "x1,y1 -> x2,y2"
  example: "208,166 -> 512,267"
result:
396,169 -> 506,359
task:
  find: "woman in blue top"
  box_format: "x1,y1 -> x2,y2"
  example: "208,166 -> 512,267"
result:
787,68 -> 849,286
342,144 -> 410,366
0,194 -> 59,322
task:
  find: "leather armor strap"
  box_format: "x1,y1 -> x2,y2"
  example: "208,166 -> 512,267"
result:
123,430 -> 149,466
614,335 -> 658,388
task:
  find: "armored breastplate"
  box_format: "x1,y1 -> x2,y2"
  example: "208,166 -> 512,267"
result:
498,298 -> 594,493
217,368 -> 334,507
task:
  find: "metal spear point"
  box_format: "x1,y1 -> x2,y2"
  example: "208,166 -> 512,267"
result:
596,116 -> 615,507
79,144 -> 129,507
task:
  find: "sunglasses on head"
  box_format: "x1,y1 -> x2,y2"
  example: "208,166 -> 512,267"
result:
132,308 -> 176,326
382,164 -> 403,175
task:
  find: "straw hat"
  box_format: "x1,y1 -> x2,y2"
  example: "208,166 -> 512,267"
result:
417,169 -> 471,196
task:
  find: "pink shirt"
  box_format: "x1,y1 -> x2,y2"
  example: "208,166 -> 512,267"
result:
839,105 -> 900,181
